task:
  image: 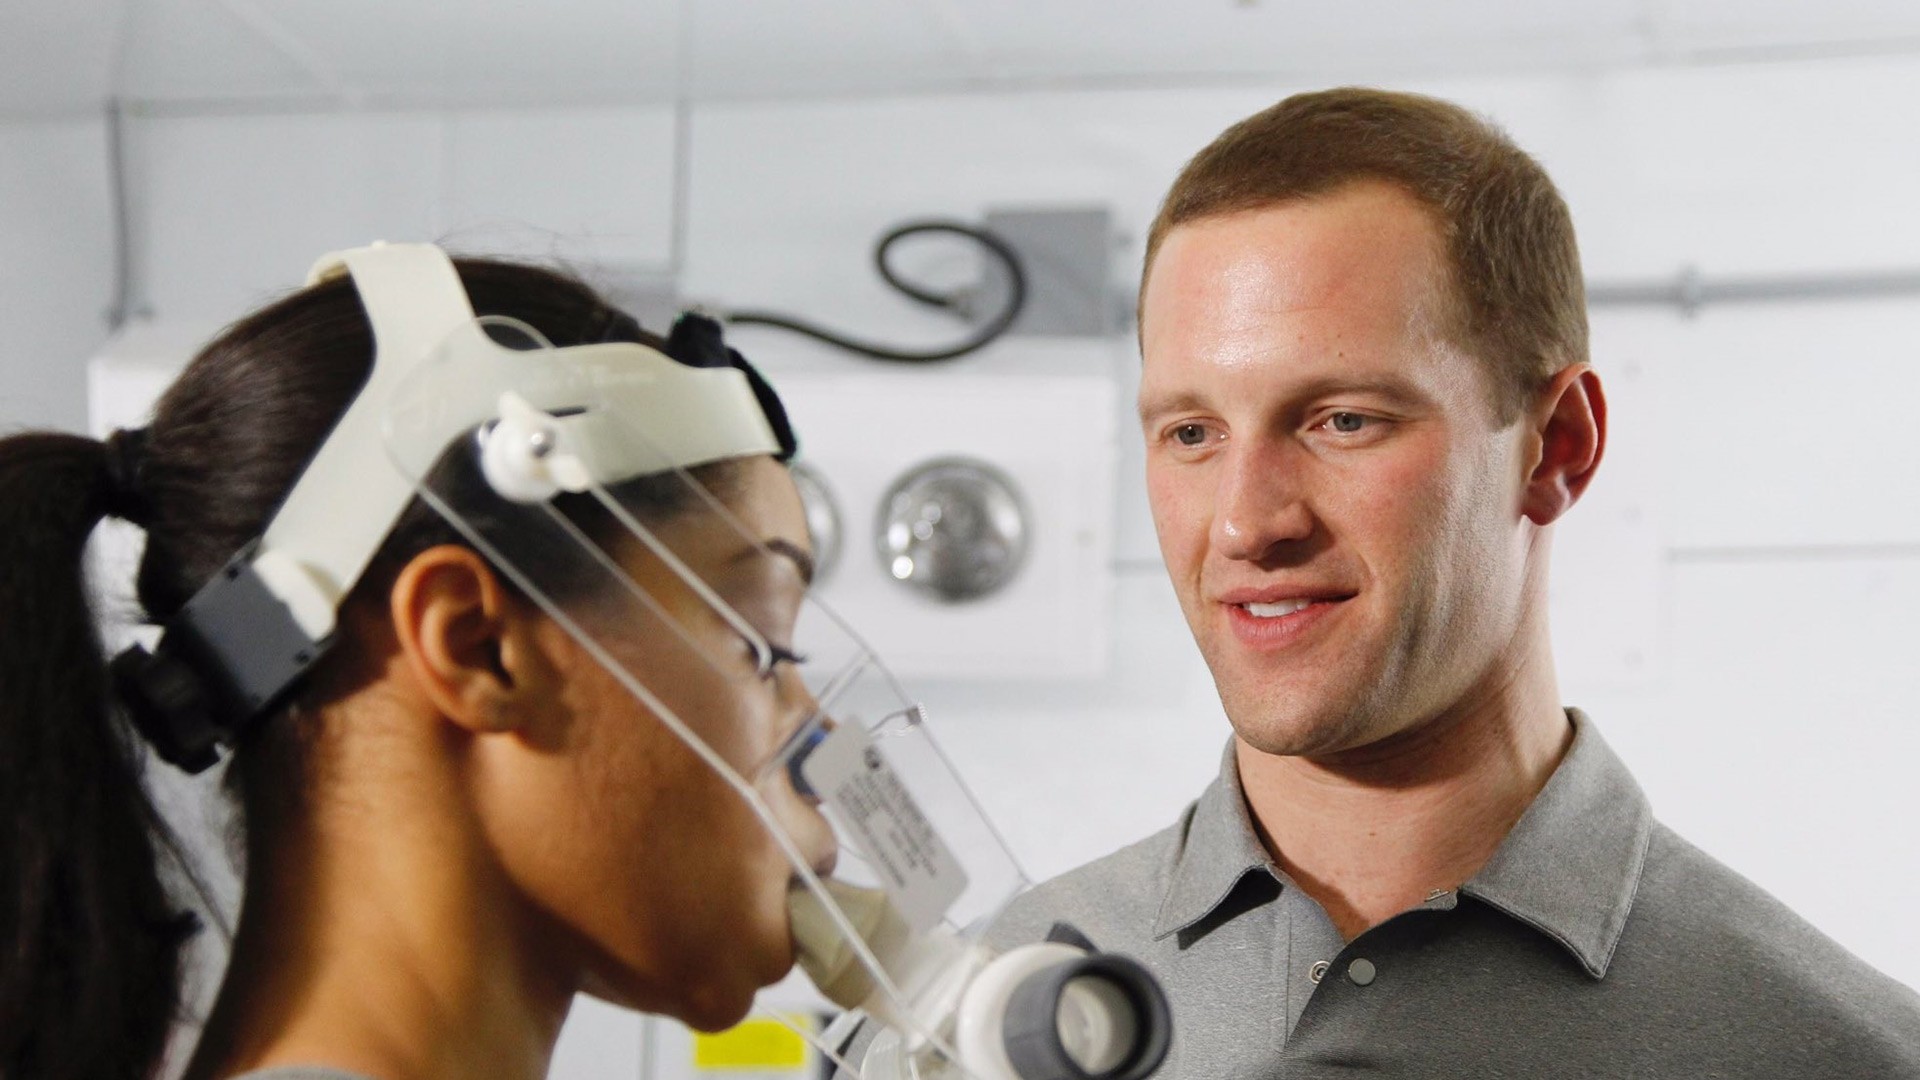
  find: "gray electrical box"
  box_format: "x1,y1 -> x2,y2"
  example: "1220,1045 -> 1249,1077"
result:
979,206 -> 1115,337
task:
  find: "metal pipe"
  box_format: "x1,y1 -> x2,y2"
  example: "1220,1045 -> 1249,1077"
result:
1667,542 -> 1920,565
1588,265 -> 1920,315
667,0 -> 695,280
103,98 -> 138,332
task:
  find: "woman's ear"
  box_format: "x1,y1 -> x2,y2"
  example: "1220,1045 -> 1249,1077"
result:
388,545 -> 554,735
1520,362 -> 1607,527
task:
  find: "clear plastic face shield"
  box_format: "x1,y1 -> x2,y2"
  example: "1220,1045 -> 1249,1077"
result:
114,243 -> 1165,1080
379,314 -> 1066,1076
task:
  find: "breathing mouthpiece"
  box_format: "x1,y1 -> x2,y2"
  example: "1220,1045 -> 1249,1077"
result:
791,878 -> 907,1008
790,878 -> 970,1038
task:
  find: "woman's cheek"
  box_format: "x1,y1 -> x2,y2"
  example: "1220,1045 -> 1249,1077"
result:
756,770 -> 808,847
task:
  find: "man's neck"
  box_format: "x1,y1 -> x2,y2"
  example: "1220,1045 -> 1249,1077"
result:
1235,646 -> 1574,941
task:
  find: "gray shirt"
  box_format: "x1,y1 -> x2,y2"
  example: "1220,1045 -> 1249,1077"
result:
986,710 -> 1920,1077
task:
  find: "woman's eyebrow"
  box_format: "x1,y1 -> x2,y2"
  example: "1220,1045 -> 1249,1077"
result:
739,537 -> 815,587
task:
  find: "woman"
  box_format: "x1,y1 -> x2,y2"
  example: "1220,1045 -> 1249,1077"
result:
0,254 -> 834,1080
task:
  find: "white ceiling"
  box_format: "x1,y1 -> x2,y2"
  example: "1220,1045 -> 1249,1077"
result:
5,0 -> 1920,117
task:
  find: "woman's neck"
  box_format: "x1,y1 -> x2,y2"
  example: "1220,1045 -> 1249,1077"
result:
185,723 -> 575,1080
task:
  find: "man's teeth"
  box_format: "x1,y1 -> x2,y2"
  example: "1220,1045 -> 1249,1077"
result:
1244,599 -> 1314,618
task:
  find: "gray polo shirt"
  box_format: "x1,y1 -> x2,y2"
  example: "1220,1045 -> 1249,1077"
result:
985,710 -> 1920,1077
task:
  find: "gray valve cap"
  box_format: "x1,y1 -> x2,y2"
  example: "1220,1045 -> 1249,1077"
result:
1000,946 -> 1172,1080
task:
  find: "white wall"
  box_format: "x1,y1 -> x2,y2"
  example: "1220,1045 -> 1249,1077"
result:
678,59 -> 1920,991
0,117 -> 115,433
123,105 -> 680,321
37,48 -> 1920,1061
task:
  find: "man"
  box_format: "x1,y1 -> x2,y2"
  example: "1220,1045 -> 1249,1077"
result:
986,88 -> 1920,1075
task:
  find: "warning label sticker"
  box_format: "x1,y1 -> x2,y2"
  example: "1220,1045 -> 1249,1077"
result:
798,722 -> 968,932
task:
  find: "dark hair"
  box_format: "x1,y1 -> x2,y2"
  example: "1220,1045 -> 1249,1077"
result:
0,259 -> 739,1080
1144,87 -> 1588,420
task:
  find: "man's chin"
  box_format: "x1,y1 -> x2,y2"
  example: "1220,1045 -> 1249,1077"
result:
1234,724 -> 1355,760
1224,695 -> 1381,759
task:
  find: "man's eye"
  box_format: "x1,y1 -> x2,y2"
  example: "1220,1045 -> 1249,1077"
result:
1325,412 -> 1370,434
1172,423 -> 1211,447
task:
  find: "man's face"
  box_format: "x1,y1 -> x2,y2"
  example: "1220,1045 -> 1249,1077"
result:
1138,181 -> 1535,758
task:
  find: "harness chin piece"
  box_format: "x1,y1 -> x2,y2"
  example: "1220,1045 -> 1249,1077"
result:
111,243 -> 792,773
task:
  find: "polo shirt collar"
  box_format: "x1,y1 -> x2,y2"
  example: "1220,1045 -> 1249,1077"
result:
1459,708 -> 1652,979
1148,710 -> 1653,980
1152,739 -> 1277,940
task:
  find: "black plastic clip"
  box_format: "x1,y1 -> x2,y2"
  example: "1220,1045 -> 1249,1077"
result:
107,540 -> 333,773
110,642 -> 224,773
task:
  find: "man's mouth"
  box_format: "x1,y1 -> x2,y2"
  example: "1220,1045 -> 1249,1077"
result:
1219,585 -> 1357,612
1220,590 -> 1355,649
1242,598 -> 1317,618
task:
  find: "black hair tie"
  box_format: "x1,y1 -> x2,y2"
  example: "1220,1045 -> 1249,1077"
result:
663,313 -> 799,462
102,427 -> 153,527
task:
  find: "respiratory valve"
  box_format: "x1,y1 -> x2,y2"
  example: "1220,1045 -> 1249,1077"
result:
790,880 -> 1171,1080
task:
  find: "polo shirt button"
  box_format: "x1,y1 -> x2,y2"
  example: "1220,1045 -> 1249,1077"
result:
1348,958 -> 1377,986
1309,960 -> 1330,984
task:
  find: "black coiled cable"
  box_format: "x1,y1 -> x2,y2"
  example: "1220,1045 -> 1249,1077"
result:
726,220 -> 1028,363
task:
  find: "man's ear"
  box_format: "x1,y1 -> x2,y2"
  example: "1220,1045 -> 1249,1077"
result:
388,545 -> 553,735
1520,362 -> 1607,527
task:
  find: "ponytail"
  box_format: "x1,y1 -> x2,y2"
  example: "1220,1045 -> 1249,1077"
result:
0,257 -> 673,1080
0,431 -> 191,1080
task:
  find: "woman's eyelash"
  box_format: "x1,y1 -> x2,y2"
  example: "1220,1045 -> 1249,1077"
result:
766,645 -> 809,668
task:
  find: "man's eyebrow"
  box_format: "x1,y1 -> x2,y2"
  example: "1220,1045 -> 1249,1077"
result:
1137,390 -> 1208,423
1287,375 -> 1431,408
758,537 -> 816,587
1139,377 -> 1428,422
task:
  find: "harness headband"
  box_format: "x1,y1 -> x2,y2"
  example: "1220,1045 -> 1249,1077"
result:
115,243 -> 790,771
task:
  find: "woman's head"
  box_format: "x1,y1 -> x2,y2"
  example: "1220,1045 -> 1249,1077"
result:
0,254 -> 823,1079
403,452 -> 832,1031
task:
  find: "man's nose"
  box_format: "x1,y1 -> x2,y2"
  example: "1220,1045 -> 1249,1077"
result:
1212,441 -> 1315,562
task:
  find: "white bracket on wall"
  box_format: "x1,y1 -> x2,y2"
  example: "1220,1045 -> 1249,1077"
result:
762,340 -> 1120,680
